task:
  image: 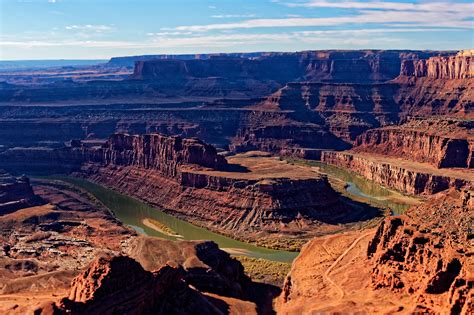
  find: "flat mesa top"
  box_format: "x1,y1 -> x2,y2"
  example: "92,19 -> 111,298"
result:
183,151 -> 320,180
380,119 -> 474,140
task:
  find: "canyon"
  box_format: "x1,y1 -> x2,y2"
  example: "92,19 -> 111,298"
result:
0,50 -> 471,164
0,133 -> 377,249
0,49 -> 472,314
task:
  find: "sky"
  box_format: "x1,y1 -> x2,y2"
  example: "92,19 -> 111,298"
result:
1,0 -> 473,60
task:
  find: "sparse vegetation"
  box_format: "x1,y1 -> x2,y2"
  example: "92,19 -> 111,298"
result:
144,218 -> 180,236
234,255 -> 291,287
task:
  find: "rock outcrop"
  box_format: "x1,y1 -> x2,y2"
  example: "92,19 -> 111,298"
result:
367,189 -> 473,314
124,237 -> 251,299
277,189 -> 473,314
354,118 -> 474,168
47,255 -> 225,315
0,171 -> 41,214
400,50 -> 472,79
321,151 -> 473,195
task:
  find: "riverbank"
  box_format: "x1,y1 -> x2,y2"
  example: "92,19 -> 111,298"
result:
142,218 -> 183,238
287,158 -> 421,215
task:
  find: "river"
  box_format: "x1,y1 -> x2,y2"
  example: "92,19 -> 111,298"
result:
305,161 -> 418,215
48,176 -> 299,263
43,161 -> 416,263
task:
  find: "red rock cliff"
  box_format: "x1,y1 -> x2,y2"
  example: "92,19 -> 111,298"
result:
90,133 -> 227,177
354,119 -> 474,169
400,50 -> 473,79
367,189 -> 473,314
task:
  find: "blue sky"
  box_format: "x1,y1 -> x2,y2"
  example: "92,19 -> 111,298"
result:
1,0 -> 473,60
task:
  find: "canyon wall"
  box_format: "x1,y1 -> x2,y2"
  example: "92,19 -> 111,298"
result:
354,119 -> 474,169
400,50 -> 472,79
321,151 -> 472,195
131,50 -> 437,84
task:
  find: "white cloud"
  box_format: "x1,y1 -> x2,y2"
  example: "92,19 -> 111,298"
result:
165,8 -> 472,32
211,14 -> 257,19
65,24 -> 114,33
161,1 -> 472,32
1,27 -> 460,50
283,0 -> 472,13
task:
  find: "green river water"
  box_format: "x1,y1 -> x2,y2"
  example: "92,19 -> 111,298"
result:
45,162 -> 415,263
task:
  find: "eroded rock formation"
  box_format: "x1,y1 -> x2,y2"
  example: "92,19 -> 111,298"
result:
277,189 -> 473,314
55,255 -> 225,315
400,50 -> 472,79
321,151 -> 473,195
0,171 -> 41,214
354,118 -> 474,168
367,189 -> 473,313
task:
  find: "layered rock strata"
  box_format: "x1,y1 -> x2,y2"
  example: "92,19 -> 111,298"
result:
321,151 -> 473,195
0,134 -> 351,244
354,118 -> 474,168
400,50 -> 472,79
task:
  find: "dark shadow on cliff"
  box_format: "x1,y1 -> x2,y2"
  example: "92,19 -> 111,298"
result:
330,193 -> 384,224
296,194 -> 384,226
246,282 -> 281,315
222,163 -> 251,173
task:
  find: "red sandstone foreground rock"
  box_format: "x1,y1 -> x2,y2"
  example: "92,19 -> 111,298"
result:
0,176 -> 267,315
277,188 -> 473,314
45,255 -> 228,315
